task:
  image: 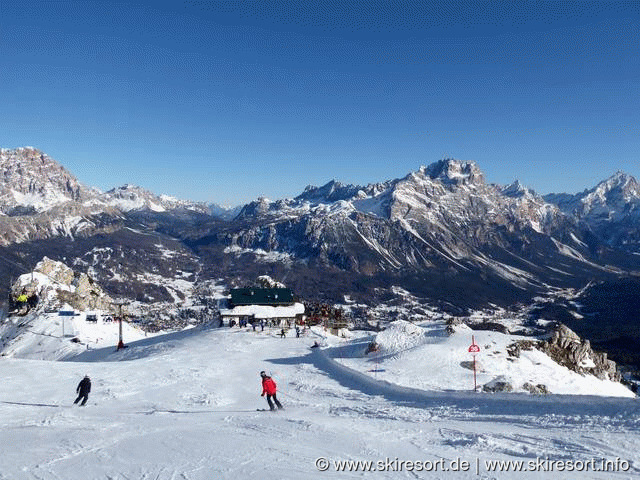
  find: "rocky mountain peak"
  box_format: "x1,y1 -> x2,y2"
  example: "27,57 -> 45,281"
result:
296,180 -> 362,204
103,184 -> 169,212
547,171 -> 640,221
235,196 -> 278,219
501,180 -> 536,198
0,147 -> 90,214
422,158 -> 485,186
590,172 -> 640,202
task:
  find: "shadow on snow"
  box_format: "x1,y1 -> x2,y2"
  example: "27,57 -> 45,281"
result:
266,347 -> 640,425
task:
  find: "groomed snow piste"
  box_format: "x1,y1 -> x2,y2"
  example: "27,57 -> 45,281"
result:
0,320 -> 638,479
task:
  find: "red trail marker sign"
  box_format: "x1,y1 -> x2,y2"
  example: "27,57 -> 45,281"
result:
469,335 -> 480,391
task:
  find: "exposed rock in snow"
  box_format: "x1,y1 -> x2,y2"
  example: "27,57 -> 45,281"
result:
545,172 -> 640,251
483,376 -> 514,393
10,257 -> 115,313
522,382 -> 550,394
256,275 -> 287,288
540,324 -> 621,381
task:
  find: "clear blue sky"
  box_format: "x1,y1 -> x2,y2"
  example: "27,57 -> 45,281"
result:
1,0 -> 639,205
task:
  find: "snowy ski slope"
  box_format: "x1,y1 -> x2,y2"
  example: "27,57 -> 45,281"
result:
0,323 -> 638,479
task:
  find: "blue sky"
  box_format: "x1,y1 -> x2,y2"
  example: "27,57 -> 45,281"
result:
1,1 -> 639,205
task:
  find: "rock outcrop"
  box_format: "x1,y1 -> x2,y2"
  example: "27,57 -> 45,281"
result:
540,324 -> 621,381
10,257 -> 115,313
483,376 -> 513,393
522,382 -> 549,395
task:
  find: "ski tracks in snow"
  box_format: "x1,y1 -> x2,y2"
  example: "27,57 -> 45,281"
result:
2,327 -> 639,479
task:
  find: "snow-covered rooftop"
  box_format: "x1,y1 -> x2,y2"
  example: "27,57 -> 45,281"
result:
220,302 -> 305,319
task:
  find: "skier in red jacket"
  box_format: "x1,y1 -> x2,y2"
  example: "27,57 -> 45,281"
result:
260,371 -> 283,411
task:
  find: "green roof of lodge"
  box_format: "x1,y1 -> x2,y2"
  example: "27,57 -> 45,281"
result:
230,288 -> 294,306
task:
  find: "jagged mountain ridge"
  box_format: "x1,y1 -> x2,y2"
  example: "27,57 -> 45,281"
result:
1,147 -> 640,309
545,172 -> 640,251
0,148 -> 214,246
0,147 -> 213,217
222,159 -> 600,288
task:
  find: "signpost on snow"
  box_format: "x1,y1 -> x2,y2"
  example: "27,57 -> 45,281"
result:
113,301 -> 128,351
468,335 -> 480,392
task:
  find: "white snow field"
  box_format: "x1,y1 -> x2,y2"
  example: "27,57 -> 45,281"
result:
1,322 -> 638,479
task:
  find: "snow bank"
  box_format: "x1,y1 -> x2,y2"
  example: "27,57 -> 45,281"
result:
334,321 -> 635,398
0,311 -> 154,360
374,320 -> 428,354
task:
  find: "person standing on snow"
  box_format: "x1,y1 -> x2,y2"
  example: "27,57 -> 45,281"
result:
260,371 -> 283,411
15,290 -> 28,311
74,375 -> 91,406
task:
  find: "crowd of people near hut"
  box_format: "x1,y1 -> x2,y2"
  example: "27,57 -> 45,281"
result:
303,301 -> 347,328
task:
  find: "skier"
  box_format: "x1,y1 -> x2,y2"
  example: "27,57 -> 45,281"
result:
74,375 -> 91,406
260,371 -> 283,411
280,328 -> 286,338
295,326 -> 300,338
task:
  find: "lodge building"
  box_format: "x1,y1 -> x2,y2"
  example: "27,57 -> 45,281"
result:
219,288 -> 305,327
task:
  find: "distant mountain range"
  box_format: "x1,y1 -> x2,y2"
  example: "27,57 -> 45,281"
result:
1,146 -> 640,308
3,146 -> 640,369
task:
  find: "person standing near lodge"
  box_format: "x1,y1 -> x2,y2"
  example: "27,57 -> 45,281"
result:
74,375 -> 91,406
260,371 -> 283,411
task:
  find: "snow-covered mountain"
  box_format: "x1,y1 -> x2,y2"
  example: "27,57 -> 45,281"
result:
1,147 -> 639,310
0,147 -> 210,217
100,184 -> 210,214
546,172 -> 640,220
0,148 -> 211,246
207,202 -> 243,220
545,172 -> 640,251
0,147 -> 93,214
235,159 -> 567,240
215,158 -> 612,308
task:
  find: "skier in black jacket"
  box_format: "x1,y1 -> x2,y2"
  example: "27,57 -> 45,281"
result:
74,375 -> 91,406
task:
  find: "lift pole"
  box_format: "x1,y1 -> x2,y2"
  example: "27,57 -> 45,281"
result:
114,301 -> 127,350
